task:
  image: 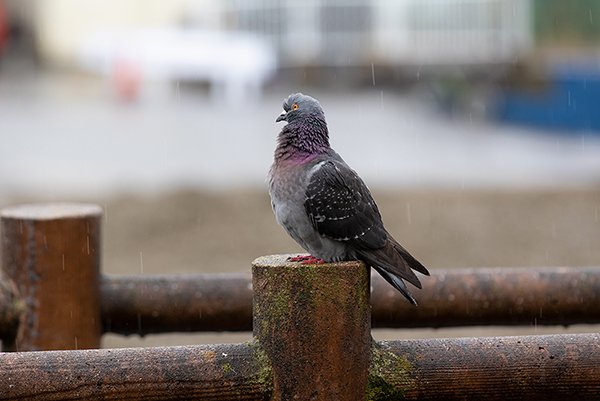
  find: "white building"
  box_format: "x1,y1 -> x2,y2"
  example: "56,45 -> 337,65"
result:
23,0 -> 530,68
225,0 -> 532,67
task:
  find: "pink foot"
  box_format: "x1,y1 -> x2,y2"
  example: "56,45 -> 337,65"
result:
287,255 -> 326,264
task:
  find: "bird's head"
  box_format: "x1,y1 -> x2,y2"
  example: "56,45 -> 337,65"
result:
276,93 -> 325,124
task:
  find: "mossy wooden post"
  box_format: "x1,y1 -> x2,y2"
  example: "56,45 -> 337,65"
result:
252,254 -> 371,401
1,203 -> 102,351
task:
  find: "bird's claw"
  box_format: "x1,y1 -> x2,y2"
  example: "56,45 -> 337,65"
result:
287,255 -> 326,264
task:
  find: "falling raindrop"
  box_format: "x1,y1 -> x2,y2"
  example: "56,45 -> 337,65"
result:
590,9 -> 594,24
139,251 -> 144,274
371,62 -> 376,86
380,90 -> 384,110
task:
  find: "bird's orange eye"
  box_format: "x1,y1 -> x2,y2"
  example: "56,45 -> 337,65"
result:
292,103 -> 299,111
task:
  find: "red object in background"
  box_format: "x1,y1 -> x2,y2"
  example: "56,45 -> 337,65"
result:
0,0 -> 8,53
111,58 -> 142,102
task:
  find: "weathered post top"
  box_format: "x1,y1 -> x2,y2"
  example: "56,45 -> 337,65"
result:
1,203 -> 103,351
252,254 -> 371,401
1,203 -> 102,220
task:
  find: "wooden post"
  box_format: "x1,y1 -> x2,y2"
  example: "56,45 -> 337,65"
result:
0,278 -> 21,345
1,203 -> 102,351
252,254 -> 371,401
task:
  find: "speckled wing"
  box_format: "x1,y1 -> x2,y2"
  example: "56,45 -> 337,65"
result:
304,160 -> 387,250
304,159 -> 428,303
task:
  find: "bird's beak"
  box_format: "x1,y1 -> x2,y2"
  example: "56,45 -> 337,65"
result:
276,112 -> 287,123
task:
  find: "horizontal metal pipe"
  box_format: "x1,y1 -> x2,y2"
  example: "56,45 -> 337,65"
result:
0,342 -> 271,400
100,267 -> 600,335
375,333 -> 600,400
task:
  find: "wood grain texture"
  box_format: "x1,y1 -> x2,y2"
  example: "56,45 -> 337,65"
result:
96,267 -> 600,335
253,255 -> 371,401
1,203 -> 102,351
382,333 -> 600,400
0,343 -> 271,400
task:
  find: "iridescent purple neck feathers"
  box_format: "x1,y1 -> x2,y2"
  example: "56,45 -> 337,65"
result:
274,115 -> 330,162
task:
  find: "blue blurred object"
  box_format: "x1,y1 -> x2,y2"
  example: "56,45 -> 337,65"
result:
495,65 -> 600,133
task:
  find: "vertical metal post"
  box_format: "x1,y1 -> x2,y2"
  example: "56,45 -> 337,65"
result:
1,203 -> 102,351
252,255 -> 371,401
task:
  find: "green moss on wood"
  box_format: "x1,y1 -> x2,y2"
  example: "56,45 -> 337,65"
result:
367,375 -> 405,401
367,343 -> 415,401
252,256 -> 371,400
249,340 -> 274,398
221,362 -> 233,374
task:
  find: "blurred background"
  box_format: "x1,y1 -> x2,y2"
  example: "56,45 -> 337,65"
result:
0,0 -> 599,348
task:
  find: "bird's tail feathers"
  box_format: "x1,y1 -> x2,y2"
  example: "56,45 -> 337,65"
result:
386,233 -> 430,277
357,236 -> 429,305
372,265 -> 418,305
358,241 -> 423,289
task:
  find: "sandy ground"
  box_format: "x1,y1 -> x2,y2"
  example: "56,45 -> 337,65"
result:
5,187 -> 594,348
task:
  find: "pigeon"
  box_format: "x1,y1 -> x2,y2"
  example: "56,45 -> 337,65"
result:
268,93 -> 429,304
